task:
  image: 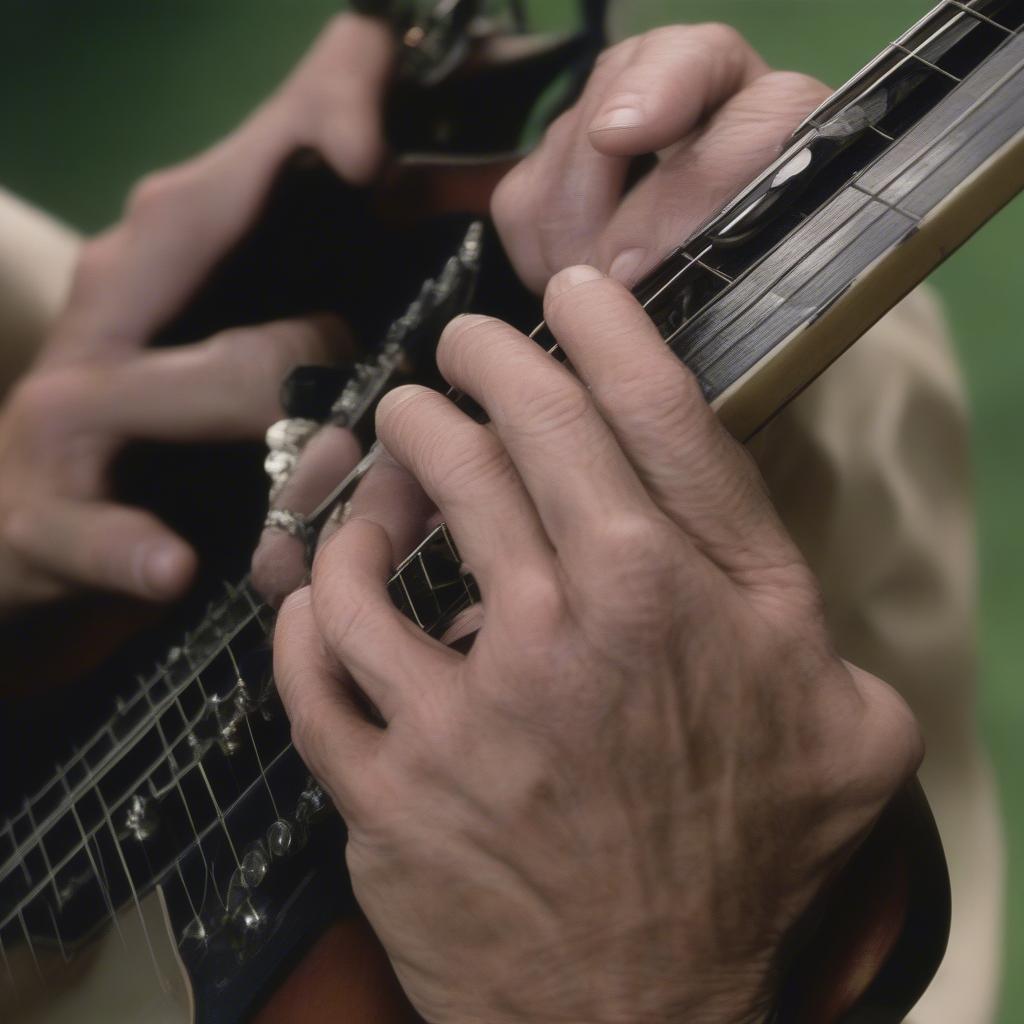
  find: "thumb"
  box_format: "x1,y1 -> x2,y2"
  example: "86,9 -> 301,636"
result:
4,498 -> 197,603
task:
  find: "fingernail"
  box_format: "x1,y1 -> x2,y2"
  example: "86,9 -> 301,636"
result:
139,544 -> 191,599
546,265 -> 604,299
590,106 -> 644,133
609,248 -> 650,286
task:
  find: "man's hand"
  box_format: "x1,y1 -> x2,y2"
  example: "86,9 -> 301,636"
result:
492,24 -> 829,291
275,269 -> 923,1024
0,14 -> 393,614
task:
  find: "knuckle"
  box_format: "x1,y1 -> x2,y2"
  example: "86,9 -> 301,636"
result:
288,708 -> 331,781
432,430 -> 513,496
437,314 -> 505,376
501,569 -> 569,651
594,513 -> 676,571
755,70 -> 831,112
517,378 -> 592,436
70,233 -> 121,299
125,168 -> 185,221
691,21 -> 747,53
490,166 -> 529,235
376,385 -> 437,446
10,368 -> 90,432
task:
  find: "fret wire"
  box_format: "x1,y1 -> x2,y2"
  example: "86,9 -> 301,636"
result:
92,784 -> 165,986
850,181 -> 924,220
894,41 -> 964,82
22,800 -> 61,914
59,771 -> 127,949
398,573 -> 425,628
141,679 -> 221,909
172,858 -> 204,935
223,638 -> 282,820
641,245 -> 715,313
947,1 -> 1015,33
244,717 -> 281,821
44,903 -> 69,964
196,762 -> 243,872
237,581 -> 271,633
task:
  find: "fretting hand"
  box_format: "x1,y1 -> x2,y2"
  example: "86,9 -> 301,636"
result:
259,23 -> 832,605
274,269 -> 923,1024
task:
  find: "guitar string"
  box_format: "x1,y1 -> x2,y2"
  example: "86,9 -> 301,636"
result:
141,675 -> 224,911
0,0 -> 997,857
0,0 -> 1020,938
91,780 -> 165,987
59,770 -> 128,950
224,639 -> 283,821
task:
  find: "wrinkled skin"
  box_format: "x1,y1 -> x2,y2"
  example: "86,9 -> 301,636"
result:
275,270 -> 923,1023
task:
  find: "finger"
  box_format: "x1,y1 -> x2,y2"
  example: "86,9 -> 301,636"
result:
285,13 -> 395,184
542,267 -> 799,574
491,37 -> 641,292
587,24 -> 770,155
375,385 -> 554,590
597,70 -> 831,282
98,315 -> 352,442
436,314 -> 656,557
252,424 -> 362,607
46,14 -> 392,364
274,586 -> 381,821
311,516 -> 460,721
336,450 -> 436,565
2,498 -> 197,602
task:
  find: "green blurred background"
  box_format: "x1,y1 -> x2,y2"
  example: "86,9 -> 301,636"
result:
0,0 -> 1020,1017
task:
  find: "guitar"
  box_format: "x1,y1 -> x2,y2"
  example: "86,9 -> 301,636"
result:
3,0 -> 1023,1019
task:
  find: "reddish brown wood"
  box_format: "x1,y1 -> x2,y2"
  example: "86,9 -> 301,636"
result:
252,915 -> 422,1024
